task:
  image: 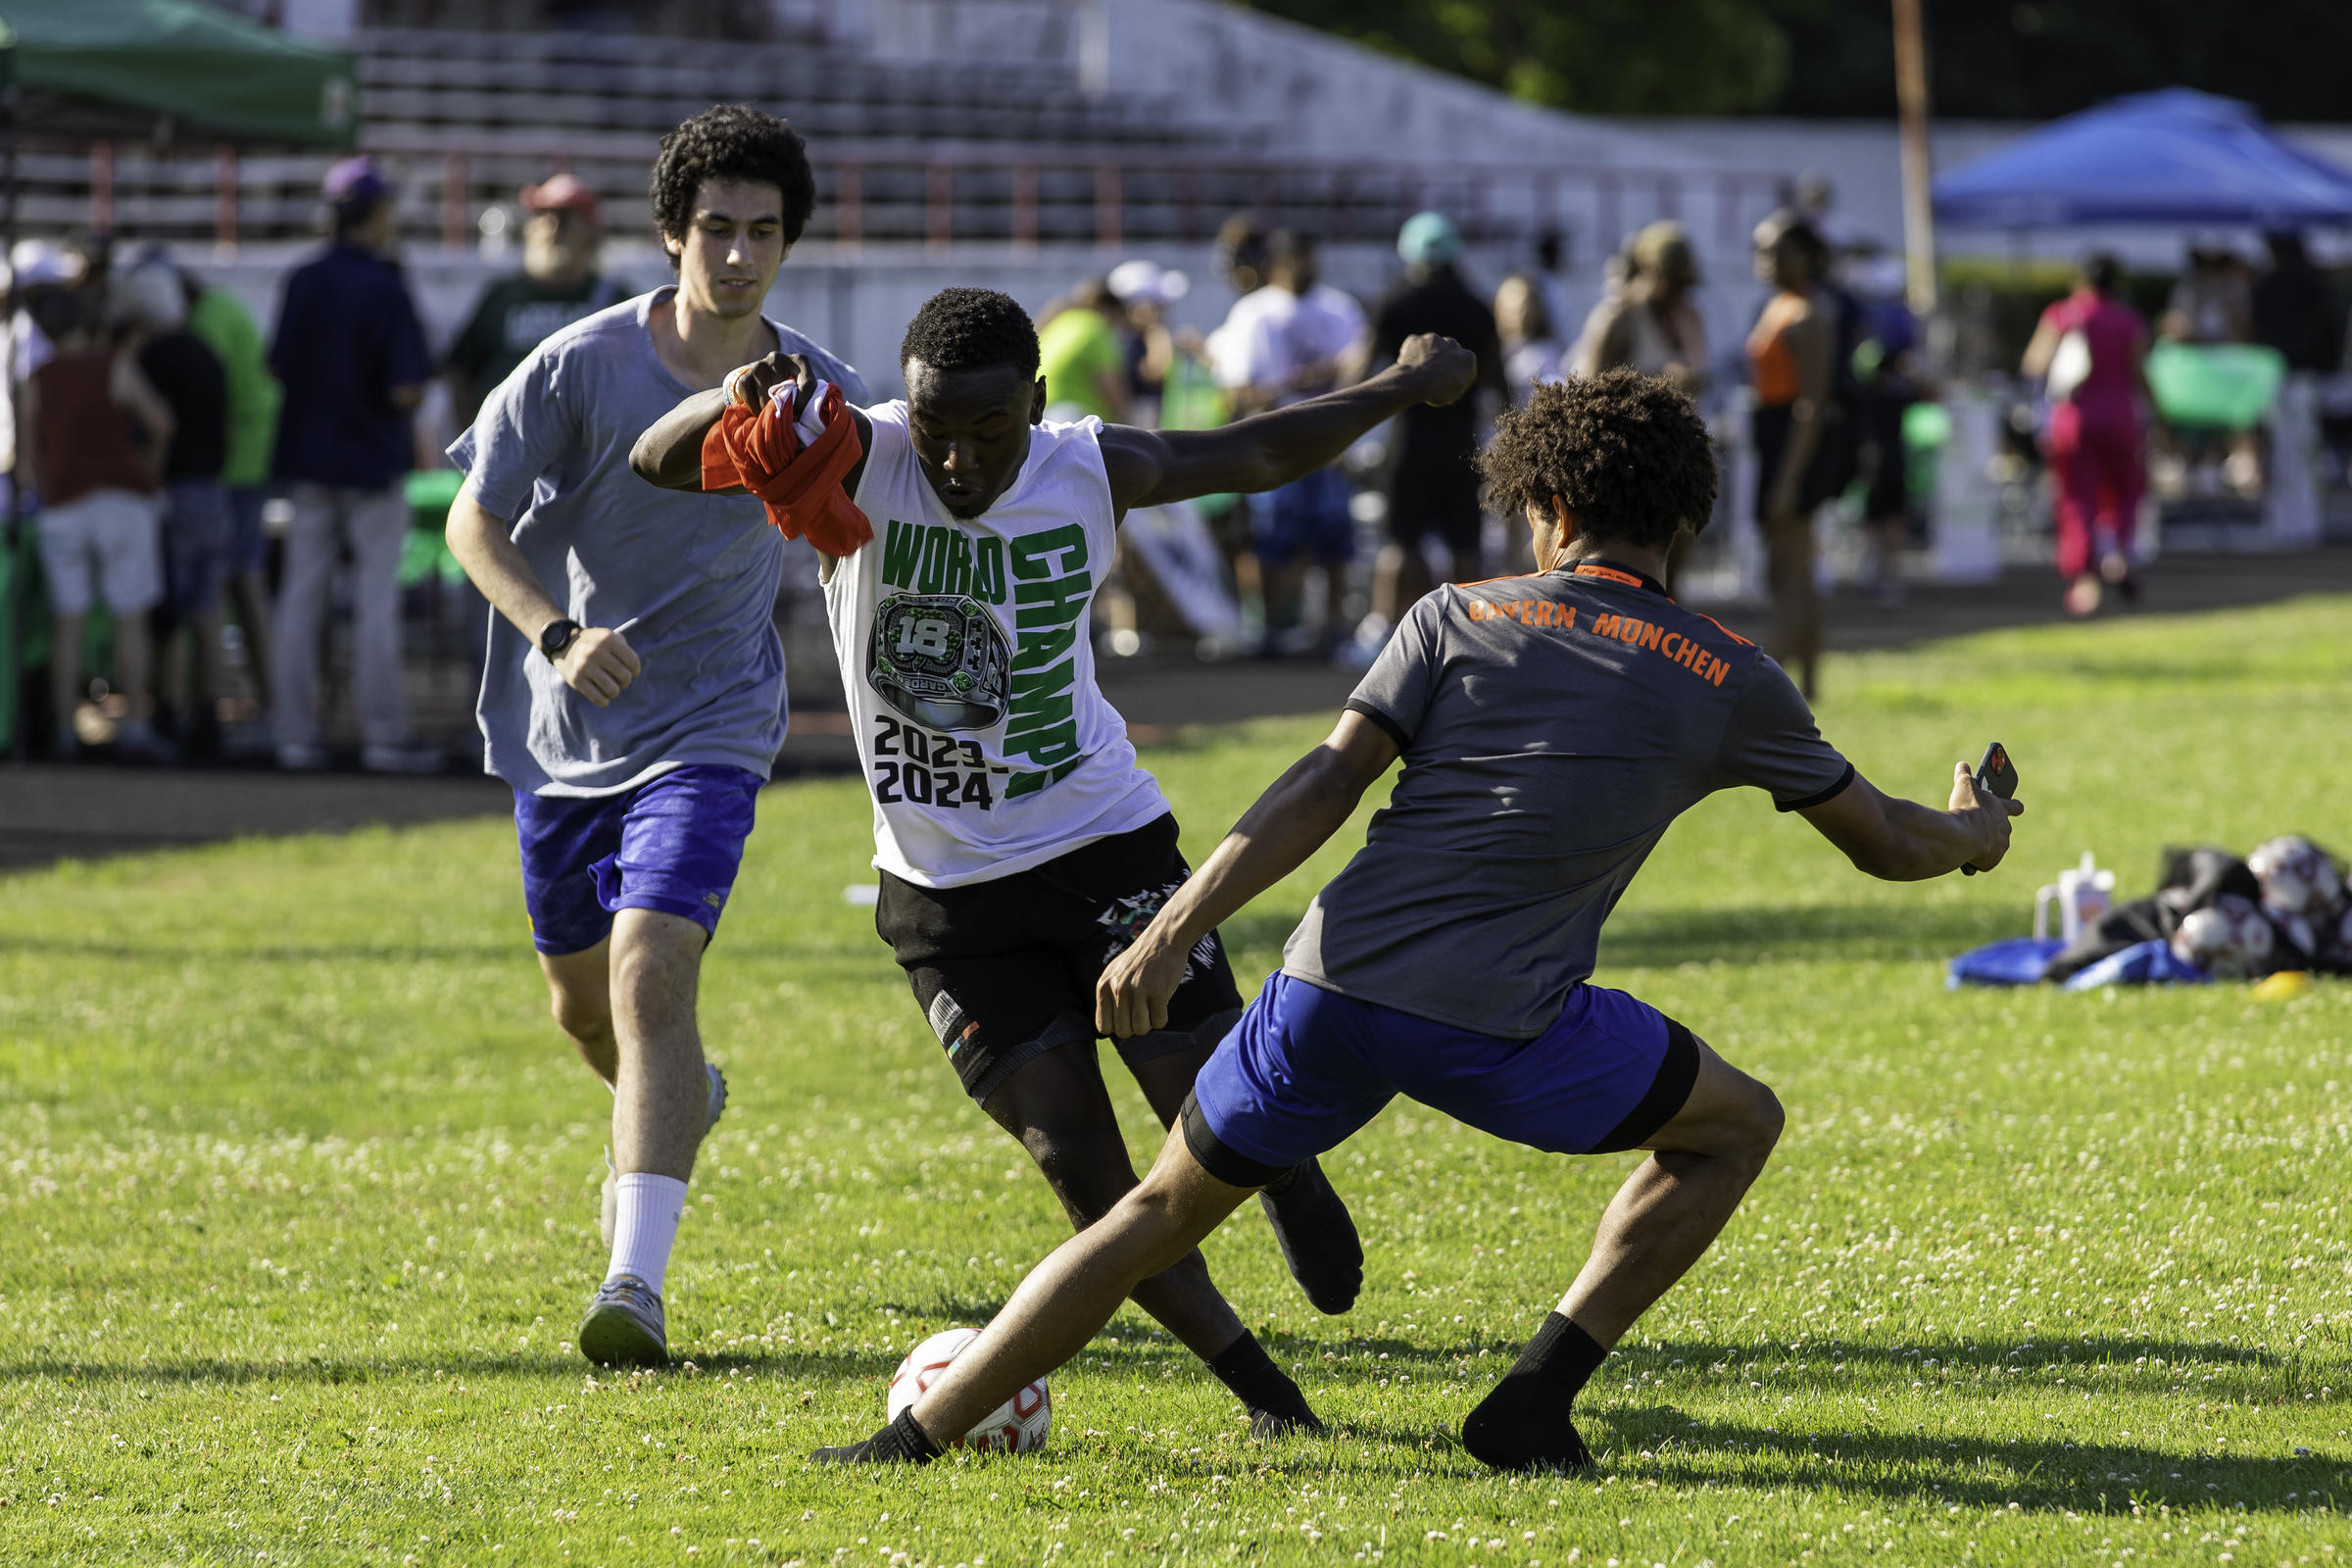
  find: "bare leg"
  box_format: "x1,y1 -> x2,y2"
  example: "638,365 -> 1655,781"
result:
49,611 -> 85,745
1557,1039 -> 1785,1344
980,1040 -> 1250,1366
1125,1032 -> 1363,1315
1373,540 -> 1434,627
1260,560 -> 1306,647
189,605 -> 226,725
908,1124 -> 1253,1445
606,908 -> 711,1181
228,567 -> 274,712
539,938 -> 619,1086
1764,514 -> 1821,699
1461,1038 -> 1783,1472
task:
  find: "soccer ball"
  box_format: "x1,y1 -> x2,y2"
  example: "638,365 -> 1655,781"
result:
2247,835 -> 2343,922
2170,895 -> 2276,979
887,1328 -> 1051,1454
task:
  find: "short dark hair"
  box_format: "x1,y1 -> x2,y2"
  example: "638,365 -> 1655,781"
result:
901,287 -> 1040,378
2082,252 -> 2123,296
1753,207 -> 1829,270
649,105 -> 816,262
1478,368 -> 1718,552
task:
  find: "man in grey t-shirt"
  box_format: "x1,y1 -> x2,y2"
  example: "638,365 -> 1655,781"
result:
445,107 -> 864,1371
817,370 -> 2022,1473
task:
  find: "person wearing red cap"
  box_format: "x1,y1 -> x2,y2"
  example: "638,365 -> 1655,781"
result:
446,172 -> 633,428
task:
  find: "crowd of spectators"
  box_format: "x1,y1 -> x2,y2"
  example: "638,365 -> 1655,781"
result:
13,152 -> 2336,768
3,155 -> 642,772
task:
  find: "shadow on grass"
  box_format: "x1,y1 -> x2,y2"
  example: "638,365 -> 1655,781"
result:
0,1347 -> 900,1387
1625,1335 -> 2285,1374
1595,1404 -> 2334,1513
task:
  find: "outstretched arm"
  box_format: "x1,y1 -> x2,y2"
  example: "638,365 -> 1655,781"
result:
1799,762 -> 2023,880
1099,332 -> 1477,513
1096,710 -> 1400,1037
628,352 -> 871,495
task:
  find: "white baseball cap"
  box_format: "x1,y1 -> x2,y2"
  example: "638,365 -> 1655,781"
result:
1107,259 -> 1190,307
6,239 -> 82,290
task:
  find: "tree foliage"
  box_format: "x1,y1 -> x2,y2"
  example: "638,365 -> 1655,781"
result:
1238,0 -> 2352,122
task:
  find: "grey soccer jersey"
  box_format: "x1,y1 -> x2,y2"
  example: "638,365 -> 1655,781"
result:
1283,561 -> 1853,1038
450,288 -> 867,797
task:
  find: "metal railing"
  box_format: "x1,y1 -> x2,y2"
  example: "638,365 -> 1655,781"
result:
16,133 -> 1788,261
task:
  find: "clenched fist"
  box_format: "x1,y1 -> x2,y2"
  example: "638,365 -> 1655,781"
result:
1394,333 -> 1480,408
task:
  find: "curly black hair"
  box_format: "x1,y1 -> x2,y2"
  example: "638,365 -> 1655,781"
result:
1477,368 -> 1718,552
649,105 -> 816,266
900,287 -> 1040,378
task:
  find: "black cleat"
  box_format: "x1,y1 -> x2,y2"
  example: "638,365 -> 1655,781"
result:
813,1408 -> 941,1467
1460,1399 -> 1595,1475
1258,1156 -> 1363,1315
1250,1403 -> 1329,1442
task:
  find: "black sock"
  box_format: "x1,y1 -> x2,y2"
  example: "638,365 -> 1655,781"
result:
1256,1156 -> 1364,1315
1207,1330 -> 1324,1439
812,1406 -> 943,1466
1459,1312 -> 1606,1474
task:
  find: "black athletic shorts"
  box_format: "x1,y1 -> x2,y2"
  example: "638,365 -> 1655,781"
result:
876,813 -> 1246,1103
1386,456 -> 1484,557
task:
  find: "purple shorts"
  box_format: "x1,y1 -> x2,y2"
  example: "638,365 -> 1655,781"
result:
1183,971 -> 1700,1185
514,764 -> 763,956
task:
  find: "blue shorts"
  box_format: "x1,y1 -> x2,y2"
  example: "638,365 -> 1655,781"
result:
514,764 -> 764,956
223,485 -> 270,576
160,479 -> 233,617
1183,971 -> 1701,1184
1250,466 -> 1353,568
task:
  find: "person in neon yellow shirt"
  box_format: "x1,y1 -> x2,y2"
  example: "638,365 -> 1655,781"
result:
1038,278 -> 1130,423
183,269 -> 283,715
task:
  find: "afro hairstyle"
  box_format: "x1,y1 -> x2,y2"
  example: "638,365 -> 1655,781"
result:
649,105 -> 816,265
899,287 -> 1041,380
1477,368 -> 1718,553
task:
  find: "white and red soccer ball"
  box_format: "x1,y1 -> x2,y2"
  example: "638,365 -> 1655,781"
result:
2247,835 -> 2344,924
887,1328 -> 1051,1454
2170,894 -> 2276,979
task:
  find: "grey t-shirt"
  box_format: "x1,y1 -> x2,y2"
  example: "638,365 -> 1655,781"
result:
1283,562 -> 1853,1037
449,288 -> 866,797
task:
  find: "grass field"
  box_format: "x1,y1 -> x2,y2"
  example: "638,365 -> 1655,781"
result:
4,597 -> 2350,1567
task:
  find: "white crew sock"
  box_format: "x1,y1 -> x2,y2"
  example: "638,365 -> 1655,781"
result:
606,1172 -> 689,1297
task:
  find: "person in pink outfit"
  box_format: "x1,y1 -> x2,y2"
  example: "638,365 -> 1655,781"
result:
2022,255 -> 2150,617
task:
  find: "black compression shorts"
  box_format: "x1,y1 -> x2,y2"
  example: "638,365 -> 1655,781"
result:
875,813 -> 1246,1103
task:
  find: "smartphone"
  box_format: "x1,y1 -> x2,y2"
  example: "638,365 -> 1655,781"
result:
1960,742 -> 2016,875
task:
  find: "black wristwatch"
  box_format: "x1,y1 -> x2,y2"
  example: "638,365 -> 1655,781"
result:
539,618 -> 584,662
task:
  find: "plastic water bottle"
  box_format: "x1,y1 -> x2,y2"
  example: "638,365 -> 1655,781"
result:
2034,853 -> 2116,945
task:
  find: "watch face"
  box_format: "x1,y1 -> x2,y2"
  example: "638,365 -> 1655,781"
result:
868,593 -> 1010,732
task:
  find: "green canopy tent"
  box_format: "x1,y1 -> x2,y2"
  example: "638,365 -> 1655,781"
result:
0,0 -> 356,755
0,0 -> 357,146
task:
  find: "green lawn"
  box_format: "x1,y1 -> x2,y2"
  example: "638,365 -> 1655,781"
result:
4,598 -> 2349,1567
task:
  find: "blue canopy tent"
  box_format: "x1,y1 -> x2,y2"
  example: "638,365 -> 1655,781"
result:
1934,89 -> 2352,229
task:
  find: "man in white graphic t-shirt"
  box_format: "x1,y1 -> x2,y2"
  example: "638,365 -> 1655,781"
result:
634,287 -> 1477,1439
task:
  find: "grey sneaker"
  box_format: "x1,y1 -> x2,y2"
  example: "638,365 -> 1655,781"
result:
577,1274 -> 667,1367
600,1061 -> 727,1249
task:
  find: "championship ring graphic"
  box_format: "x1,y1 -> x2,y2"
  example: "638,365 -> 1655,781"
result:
868,593 -> 1011,731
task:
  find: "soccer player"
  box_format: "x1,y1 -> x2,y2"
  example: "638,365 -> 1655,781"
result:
444,106 -> 866,1369
631,290 -> 1480,1436
809,368 -> 2023,1470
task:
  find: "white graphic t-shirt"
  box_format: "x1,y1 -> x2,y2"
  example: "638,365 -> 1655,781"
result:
825,402 -> 1171,888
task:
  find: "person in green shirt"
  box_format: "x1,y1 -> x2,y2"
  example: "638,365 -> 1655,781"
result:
181,263 -> 282,717
1037,277 -> 1130,423
446,174 -> 632,427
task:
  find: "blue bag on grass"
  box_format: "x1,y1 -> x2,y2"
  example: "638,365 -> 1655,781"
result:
1946,937 -> 2065,988
2059,939 -> 2212,991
